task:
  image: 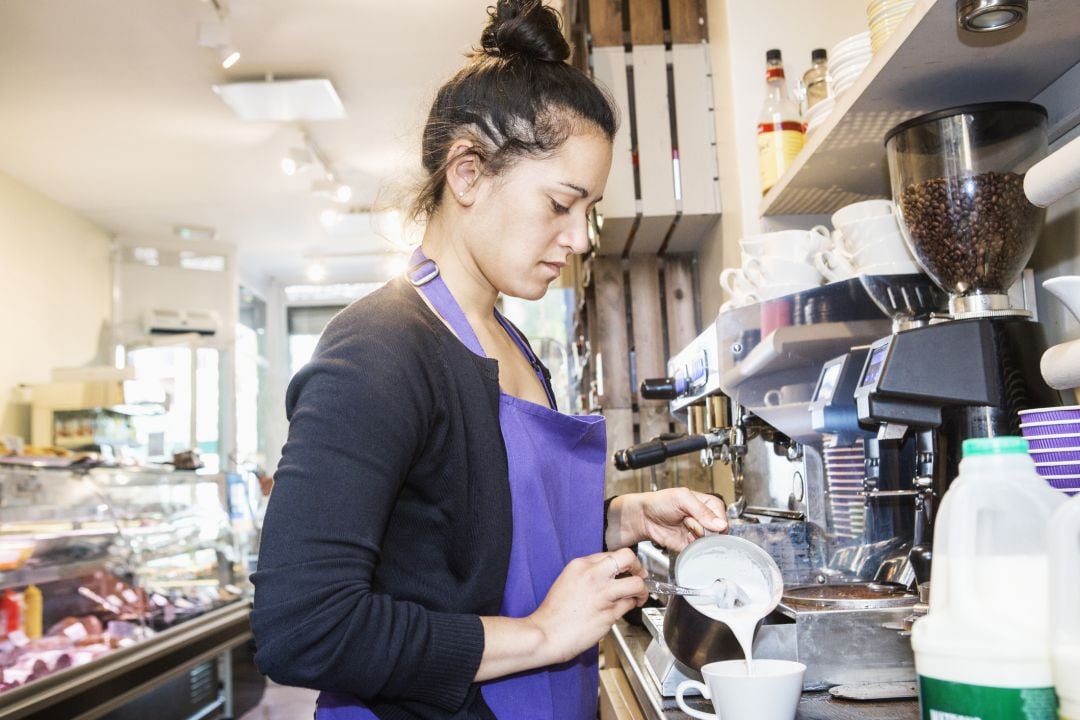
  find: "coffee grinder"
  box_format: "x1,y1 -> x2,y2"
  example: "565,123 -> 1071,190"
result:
810,273 -> 948,583
854,102 -> 1062,581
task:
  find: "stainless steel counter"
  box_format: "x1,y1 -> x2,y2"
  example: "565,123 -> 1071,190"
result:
607,620 -> 919,720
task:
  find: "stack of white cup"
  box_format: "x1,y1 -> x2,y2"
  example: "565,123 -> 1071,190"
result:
720,227 -> 831,311
812,199 -> 922,281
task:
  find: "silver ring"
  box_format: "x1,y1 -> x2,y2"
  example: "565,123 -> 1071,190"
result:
609,555 -> 621,578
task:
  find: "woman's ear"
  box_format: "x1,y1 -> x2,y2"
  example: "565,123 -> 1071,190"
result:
445,140 -> 481,206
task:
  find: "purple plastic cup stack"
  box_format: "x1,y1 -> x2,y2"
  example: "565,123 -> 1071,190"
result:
1019,405 -> 1080,495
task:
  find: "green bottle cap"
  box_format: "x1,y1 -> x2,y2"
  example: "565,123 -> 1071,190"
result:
962,436 -> 1030,457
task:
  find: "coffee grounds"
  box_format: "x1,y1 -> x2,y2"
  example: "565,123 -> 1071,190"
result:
898,171 -> 1042,294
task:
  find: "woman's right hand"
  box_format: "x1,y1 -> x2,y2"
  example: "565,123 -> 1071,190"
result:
527,547 -> 648,665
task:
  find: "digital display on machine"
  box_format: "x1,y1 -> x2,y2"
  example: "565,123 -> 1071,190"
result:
860,343 -> 891,388
814,361 -> 844,404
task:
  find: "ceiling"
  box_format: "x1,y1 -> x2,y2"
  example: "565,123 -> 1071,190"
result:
0,0 -> 528,288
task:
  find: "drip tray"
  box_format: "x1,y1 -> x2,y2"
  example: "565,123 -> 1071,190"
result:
782,583 -> 917,610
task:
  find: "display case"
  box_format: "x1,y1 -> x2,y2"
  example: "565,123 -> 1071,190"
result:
0,462 -> 252,719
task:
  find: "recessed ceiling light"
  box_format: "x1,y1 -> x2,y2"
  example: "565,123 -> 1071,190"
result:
212,78 -> 347,122
956,0 -> 1027,32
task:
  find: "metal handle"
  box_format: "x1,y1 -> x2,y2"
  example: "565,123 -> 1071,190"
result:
613,434 -> 710,470
644,577 -> 698,597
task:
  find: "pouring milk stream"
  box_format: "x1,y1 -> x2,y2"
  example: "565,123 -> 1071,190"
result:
673,535 -> 784,672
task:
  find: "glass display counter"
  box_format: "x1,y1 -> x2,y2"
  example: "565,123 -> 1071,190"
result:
0,462 -> 252,719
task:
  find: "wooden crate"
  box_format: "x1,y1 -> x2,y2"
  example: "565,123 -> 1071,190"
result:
588,0 -> 708,48
583,254 -> 712,498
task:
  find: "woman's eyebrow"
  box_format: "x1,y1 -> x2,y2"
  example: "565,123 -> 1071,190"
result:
559,182 -> 589,198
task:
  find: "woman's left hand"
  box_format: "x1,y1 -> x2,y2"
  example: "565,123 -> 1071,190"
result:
605,488 -> 728,552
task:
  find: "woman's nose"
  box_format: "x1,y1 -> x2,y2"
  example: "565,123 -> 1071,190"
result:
563,218 -> 590,255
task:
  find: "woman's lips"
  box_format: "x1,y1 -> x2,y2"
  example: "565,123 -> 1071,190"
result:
542,261 -> 564,277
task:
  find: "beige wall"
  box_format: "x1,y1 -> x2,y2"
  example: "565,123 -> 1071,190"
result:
0,173 -> 112,438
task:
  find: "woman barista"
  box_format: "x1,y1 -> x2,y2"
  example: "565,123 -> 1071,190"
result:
250,2 -> 729,718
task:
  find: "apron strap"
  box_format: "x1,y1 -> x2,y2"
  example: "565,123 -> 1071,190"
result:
407,247 -> 487,358
495,312 -> 558,410
407,246 -> 557,410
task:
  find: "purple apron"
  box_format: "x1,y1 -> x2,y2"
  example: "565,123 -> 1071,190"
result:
317,249 -> 607,719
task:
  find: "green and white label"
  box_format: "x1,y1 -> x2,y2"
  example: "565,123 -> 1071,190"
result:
920,676 -> 1058,720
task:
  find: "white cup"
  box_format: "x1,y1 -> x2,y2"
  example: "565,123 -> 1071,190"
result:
850,237 -> 915,266
858,260 -> 923,275
831,199 -> 894,229
743,256 -> 822,288
812,249 -> 857,282
720,267 -> 758,302
764,383 -> 815,407
835,214 -> 906,256
740,226 -> 831,262
676,659 -> 807,720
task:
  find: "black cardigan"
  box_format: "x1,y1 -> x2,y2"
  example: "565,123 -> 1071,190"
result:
251,278 -> 515,719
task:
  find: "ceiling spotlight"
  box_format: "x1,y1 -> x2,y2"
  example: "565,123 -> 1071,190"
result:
219,45 -> 241,69
319,209 -> 340,228
956,0 -> 1027,32
312,179 -> 353,204
334,184 -> 353,204
281,148 -> 314,176
197,22 -> 240,69
306,260 -> 328,283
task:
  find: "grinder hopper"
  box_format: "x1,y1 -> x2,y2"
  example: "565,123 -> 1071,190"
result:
885,102 -> 1048,317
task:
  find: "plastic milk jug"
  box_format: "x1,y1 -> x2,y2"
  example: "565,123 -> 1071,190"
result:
911,437 -> 1065,720
1051,493 -> 1080,720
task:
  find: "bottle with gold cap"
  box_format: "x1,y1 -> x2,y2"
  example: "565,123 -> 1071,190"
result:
757,48 -> 805,195
23,585 -> 42,640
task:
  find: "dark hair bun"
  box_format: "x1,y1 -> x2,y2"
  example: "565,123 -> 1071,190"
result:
480,0 -> 570,63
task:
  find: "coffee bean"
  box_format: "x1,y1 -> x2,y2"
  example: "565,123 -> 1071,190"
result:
898,171 -> 1042,295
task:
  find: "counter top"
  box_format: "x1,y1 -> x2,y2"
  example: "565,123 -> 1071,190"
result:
607,620 -> 918,720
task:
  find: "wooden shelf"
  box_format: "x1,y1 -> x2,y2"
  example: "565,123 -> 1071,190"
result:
760,0 -> 1080,217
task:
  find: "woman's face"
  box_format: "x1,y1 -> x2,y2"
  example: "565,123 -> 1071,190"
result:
462,127 -> 613,300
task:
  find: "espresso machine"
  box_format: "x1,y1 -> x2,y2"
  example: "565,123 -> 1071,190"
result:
854,102 -> 1063,581
615,279 -> 927,694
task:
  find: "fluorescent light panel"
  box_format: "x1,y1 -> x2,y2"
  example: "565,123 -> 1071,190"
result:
212,78 -> 347,122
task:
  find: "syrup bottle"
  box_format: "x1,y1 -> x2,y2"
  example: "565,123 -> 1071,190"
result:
757,49 -> 805,195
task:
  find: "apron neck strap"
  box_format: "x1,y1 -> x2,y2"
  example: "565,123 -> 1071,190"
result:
407,246 -> 487,358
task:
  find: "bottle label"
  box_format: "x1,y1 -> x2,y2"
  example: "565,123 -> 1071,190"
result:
757,123 -> 805,194
919,675 -> 1058,720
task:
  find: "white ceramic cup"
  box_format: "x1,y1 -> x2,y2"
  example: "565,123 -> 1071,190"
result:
850,237 -> 916,265
858,259 -> 923,275
720,267 -> 758,301
835,214 -> 906,256
743,256 -> 822,288
831,199 -> 894,230
812,249 -> 857,282
676,659 -> 807,720
764,383 -> 815,407
740,226 -> 830,262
